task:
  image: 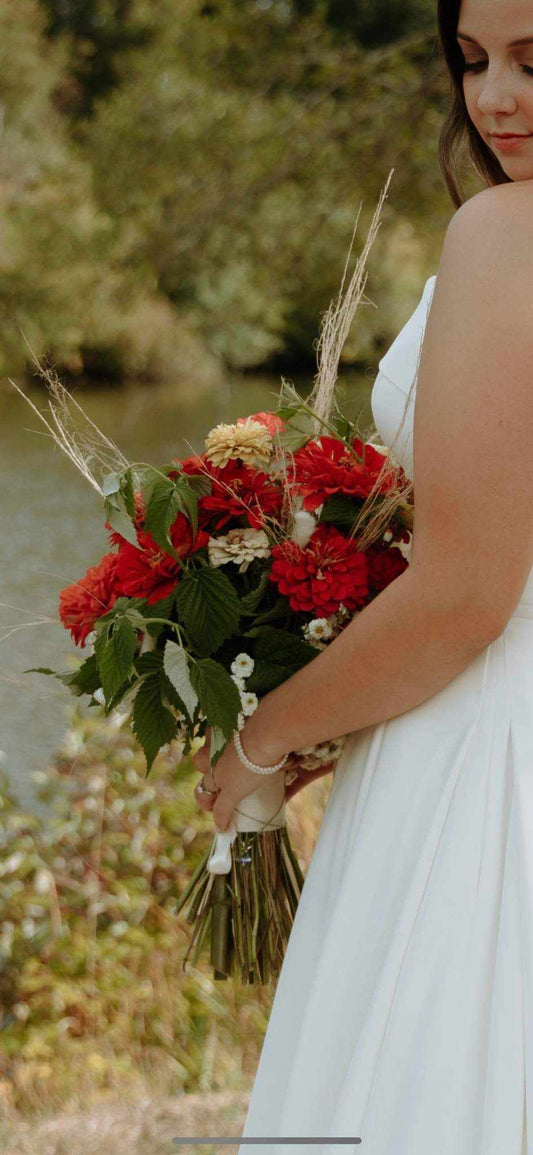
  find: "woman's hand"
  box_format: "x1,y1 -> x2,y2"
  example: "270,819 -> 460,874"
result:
192,727 -> 297,833
284,760 -> 337,802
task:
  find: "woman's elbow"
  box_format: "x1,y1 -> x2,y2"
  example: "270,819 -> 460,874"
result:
408,566 -> 512,649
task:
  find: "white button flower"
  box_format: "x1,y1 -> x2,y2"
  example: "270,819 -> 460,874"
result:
240,691 -> 259,717
231,653 -> 255,678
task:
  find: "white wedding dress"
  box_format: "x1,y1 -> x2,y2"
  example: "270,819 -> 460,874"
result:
237,274 -> 533,1154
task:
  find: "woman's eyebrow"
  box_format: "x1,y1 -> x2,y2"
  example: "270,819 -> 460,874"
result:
457,32 -> 533,46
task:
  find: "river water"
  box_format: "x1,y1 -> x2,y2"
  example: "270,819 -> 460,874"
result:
1,370 -> 373,814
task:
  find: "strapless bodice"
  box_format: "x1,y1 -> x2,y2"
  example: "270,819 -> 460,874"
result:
370,274 -> 533,621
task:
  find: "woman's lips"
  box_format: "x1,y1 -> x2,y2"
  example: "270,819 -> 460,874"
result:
490,132 -> 533,153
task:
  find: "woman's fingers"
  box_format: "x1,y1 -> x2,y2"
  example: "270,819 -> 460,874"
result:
212,788 -> 235,834
194,781 -> 217,811
284,761 -> 336,802
193,729 -> 220,812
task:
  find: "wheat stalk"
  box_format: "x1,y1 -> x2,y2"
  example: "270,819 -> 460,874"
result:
308,168 -> 395,433
9,334 -> 130,495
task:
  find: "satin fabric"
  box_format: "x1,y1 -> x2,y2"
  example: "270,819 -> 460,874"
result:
237,274 -> 533,1154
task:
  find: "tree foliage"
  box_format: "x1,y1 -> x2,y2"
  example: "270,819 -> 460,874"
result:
0,0 -> 478,380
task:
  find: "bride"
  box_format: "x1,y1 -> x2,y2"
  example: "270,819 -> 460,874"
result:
193,0 -> 533,1149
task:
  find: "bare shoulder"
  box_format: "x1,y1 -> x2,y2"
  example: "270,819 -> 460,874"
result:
432,181 -> 533,319
446,179 -> 533,253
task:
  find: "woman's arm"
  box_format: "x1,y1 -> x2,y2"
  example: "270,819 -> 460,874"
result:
241,183 -> 533,768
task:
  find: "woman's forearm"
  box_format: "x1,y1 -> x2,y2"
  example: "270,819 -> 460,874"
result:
243,568 -> 499,765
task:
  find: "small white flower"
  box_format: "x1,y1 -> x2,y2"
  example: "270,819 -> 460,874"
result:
231,653 -> 254,678
231,674 -> 246,691
240,691 -> 259,717
305,618 -> 333,643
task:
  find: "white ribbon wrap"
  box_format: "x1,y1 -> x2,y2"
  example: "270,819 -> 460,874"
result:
207,771 -> 287,874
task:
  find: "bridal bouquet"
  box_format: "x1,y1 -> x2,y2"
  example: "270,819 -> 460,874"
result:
14,172 -> 413,983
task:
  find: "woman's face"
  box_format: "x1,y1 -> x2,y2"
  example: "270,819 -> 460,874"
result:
459,0 -> 533,180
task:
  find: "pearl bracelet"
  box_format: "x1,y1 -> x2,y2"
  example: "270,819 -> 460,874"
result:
233,729 -> 289,775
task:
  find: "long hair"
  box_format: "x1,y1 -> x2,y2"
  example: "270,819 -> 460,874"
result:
436,0 -> 512,207
353,0 -> 515,555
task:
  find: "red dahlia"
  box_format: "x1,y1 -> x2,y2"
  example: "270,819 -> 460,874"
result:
177,454 -> 283,531
269,524 -> 368,616
366,543 -> 408,592
114,513 -> 208,605
59,552 -> 121,647
292,436 -> 396,513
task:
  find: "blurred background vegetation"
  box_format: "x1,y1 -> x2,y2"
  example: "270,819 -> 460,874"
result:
0,0 -> 479,385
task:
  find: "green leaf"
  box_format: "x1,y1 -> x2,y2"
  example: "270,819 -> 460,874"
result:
247,595 -> 290,628
135,650 -> 164,676
190,659 -> 241,738
113,617 -> 137,674
174,477 -> 200,538
240,571 -> 271,616
24,666 -> 60,676
276,406 -> 300,420
209,725 -> 229,766
182,472 -> 212,499
131,676 -> 177,774
175,567 -> 241,656
104,497 -> 139,546
62,653 -> 101,696
140,590 -> 176,639
143,477 -> 184,559
120,468 -> 136,518
247,626 -> 317,694
319,494 -> 360,528
102,472 -> 121,497
163,640 -> 198,721
94,618 -> 136,702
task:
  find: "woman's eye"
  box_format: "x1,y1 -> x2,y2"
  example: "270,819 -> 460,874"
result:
462,60 -> 533,76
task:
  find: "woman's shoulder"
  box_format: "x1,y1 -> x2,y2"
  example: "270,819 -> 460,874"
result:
433,180 -> 533,308
448,178 -> 533,239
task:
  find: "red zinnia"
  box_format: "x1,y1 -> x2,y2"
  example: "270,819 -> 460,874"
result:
114,513 -> 208,605
236,410 -> 285,436
59,552 -> 121,647
177,454 -> 283,531
269,524 -> 368,616
366,543 -> 408,592
292,436 -> 396,513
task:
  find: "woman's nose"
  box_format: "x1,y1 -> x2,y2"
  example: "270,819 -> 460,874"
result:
476,67 -> 517,116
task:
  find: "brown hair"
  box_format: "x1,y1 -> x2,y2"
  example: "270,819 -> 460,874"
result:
436,0 -> 513,207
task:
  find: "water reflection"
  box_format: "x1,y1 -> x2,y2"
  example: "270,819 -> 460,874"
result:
1,370 -> 374,814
